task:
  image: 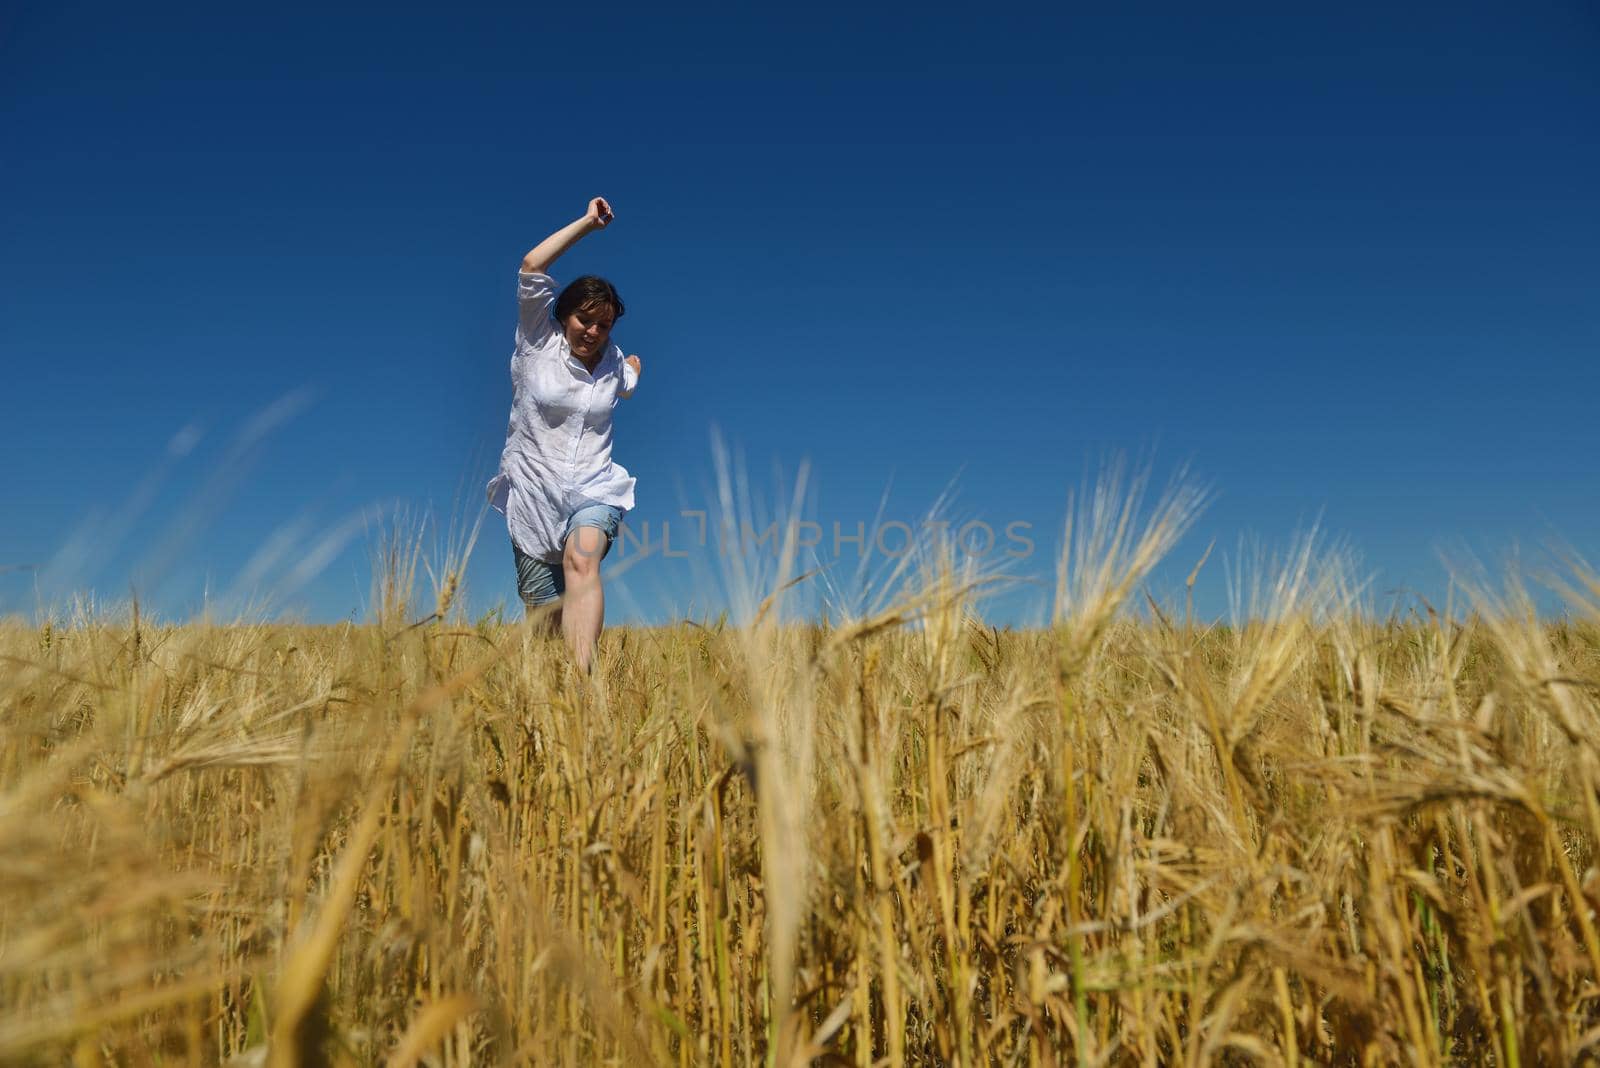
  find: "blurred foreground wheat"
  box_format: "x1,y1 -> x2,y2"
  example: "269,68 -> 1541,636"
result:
6,501 -> 1600,1065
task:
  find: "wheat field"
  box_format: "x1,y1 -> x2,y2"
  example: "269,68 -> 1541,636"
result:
6,486 -> 1600,1066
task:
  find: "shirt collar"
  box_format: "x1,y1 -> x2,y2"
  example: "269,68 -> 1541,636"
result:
561,336 -> 613,377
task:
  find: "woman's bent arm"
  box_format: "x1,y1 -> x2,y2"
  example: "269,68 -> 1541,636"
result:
521,197 -> 613,273
620,354 -> 641,397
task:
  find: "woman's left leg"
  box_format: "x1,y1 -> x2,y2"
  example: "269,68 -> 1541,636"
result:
560,505 -> 623,674
561,525 -> 608,673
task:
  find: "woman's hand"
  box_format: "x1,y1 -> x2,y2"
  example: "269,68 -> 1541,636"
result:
624,354 -> 642,378
522,198 -> 614,272
585,196 -> 615,231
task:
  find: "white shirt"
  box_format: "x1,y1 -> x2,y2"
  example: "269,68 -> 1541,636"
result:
486,271 -> 640,562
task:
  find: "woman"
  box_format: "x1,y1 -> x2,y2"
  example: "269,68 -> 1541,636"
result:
486,196 -> 642,673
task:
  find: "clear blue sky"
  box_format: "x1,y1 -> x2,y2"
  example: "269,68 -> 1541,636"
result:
3,2 -> 1597,625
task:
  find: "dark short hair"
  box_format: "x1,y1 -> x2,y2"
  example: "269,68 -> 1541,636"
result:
554,275 -> 625,324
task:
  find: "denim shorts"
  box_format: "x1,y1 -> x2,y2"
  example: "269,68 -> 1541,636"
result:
513,503 -> 624,608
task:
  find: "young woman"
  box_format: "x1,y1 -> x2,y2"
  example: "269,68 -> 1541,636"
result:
486,196 -> 641,673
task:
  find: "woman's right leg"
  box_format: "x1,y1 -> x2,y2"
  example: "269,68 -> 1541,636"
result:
513,545 -> 565,638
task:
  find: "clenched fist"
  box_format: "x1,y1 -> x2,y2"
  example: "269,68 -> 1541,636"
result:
585,196 -> 614,231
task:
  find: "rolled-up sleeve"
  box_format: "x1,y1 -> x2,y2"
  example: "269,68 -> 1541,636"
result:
620,357 -> 639,396
517,272 -> 558,348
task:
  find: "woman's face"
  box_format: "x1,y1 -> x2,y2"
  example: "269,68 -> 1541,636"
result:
563,304 -> 614,362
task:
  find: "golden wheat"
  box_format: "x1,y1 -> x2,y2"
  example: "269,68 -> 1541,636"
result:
4,515 -> 1600,1065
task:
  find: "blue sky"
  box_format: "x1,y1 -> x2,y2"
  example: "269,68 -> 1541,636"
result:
3,2 -> 1597,625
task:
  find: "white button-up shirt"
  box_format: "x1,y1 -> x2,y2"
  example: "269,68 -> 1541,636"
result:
486,271 -> 639,562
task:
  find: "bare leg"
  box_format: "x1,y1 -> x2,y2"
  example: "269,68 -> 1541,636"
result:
561,526 -> 607,673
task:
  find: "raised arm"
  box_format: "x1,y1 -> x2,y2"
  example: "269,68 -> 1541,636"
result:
521,197 -> 613,273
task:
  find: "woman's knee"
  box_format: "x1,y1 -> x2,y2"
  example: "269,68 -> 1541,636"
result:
563,527 -> 608,580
